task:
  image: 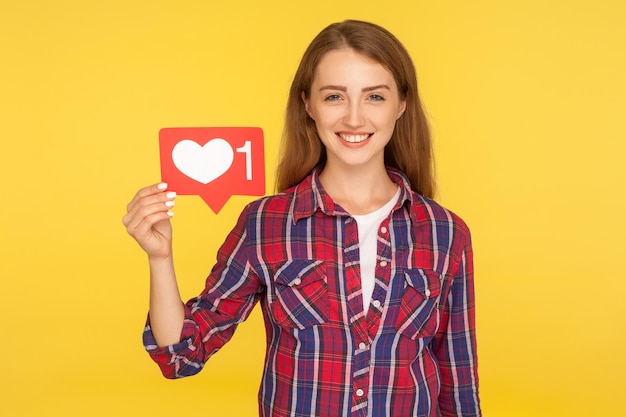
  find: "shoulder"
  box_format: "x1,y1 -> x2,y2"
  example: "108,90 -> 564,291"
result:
240,190 -> 296,221
241,174 -> 316,223
410,193 -> 471,243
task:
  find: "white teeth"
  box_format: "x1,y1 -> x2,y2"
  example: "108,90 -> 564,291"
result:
339,134 -> 370,143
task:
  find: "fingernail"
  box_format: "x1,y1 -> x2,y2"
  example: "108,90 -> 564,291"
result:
166,191 -> 176,199
167,211 -> 174,217
165,200 -> 175,207
157,182 -> 167,190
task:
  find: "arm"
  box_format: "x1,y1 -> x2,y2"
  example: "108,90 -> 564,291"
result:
434,227 -> 481,416
123,182 -> 184,347
141,201 -> 263,378
148,255 -> 184,347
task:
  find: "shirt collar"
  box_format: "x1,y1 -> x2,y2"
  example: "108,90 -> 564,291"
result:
290,166 -> 419,224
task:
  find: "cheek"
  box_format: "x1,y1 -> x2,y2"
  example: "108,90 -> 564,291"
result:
312,108 -> 338,127
385,110 -> 403,127
315,121 -> 334,140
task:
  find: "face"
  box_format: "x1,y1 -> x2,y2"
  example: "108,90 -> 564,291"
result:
303,48 -> 406,172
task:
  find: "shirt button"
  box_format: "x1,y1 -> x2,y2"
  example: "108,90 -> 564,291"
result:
372,300 -> 381,308
293,278 -> 301,286
356,389 -> 364,397
380,226 -> 388,234
359,342 -> 367,350
425,288 -> 431,297
379,260 -> 388,267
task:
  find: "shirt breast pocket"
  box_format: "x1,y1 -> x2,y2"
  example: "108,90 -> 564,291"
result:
395,268 -> 442,340
271,259 -> 329,330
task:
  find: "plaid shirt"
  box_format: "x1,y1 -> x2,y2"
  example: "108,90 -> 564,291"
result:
144,167 -> 481,417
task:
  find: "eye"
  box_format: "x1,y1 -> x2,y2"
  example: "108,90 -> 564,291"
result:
324,94 -> 342,101
368,93 -> 385,101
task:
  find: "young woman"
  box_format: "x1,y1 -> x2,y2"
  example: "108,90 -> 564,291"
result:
123,20 -> 481,417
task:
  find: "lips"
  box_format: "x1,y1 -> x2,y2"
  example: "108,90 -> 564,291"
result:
338,133 -> 371,143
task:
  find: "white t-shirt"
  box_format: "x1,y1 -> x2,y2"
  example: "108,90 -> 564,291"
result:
351,187 -> 400,315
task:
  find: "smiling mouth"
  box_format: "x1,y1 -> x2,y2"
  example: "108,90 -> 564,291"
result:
338,133 -> 372,143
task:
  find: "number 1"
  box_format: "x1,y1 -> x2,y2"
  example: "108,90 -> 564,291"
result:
236,140 -> 253,180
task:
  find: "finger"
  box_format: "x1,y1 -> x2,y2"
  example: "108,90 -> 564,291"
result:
128,210 -> 174,244
125,188 -> 176,224
126,190 -> 177,221
124,198 -> 175,232
126,182 -> 169,214
126,182 -> 171,213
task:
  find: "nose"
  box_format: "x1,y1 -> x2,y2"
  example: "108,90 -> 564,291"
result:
344,100 -> 365,128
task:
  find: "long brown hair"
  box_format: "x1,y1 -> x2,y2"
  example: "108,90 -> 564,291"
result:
276,20 -> 435,198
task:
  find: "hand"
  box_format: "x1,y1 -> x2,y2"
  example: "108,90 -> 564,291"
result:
122,183 -> 176,259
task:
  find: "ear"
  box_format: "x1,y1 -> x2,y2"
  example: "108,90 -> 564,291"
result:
396,100 -> 407,120
301,91 -> 314,120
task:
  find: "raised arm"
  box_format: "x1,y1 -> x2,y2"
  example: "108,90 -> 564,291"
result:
122,182 -> 183,347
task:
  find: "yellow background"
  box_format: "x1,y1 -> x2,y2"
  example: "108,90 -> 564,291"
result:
1,1 -> 625,416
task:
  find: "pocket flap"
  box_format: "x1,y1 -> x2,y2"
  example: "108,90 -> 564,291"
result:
274,259 -> 326,287
403,268 -> 442,299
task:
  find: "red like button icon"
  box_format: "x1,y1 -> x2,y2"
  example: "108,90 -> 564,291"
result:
160,127 -> 265,213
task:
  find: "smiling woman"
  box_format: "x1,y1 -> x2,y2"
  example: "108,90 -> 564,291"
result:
123,19 -> 481,417
277,20 -> 434,201
302,48 -> 406,210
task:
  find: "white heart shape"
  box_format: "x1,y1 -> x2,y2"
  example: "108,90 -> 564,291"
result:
171,138 -> 234,184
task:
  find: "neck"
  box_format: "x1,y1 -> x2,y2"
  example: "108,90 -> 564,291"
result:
318,163 -> 397,215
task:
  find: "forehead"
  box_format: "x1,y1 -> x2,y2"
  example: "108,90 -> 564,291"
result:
313,48 -> 396,86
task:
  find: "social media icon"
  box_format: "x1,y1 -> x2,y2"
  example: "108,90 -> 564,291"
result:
159,127 -> 265,213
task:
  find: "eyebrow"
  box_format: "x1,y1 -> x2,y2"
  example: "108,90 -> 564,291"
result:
319,84 -> 391,92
